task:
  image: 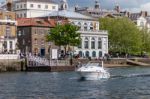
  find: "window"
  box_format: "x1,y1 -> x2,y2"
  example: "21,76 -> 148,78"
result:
90,23 -> 93,30
52,6 -> 56,9
20,14 -> 22,18
84,23 -> 88,31
34,38 -> 37,44
17,14 -> 19,18
78,39 -> 82,48
22,39 -> 25,45
10,41 -> 13,49
17,5 -> 19,9
45,5 -> 48,9
5,26 -> 11,37
85,51 -> 89,58
99,51 -> 102,57
79,51 -> 82,57
41,39 -> 45,45
20,4 -> 22,8
4,41 -> 7,49
84,37 -> 89,49
98,38 -> 102,49
77,22 -> 81,30
91,37 -> 95,49
24,13 -> 26,17
30,4 -> 34,8
24,4 -> 26,8
92,51 -> 96,57
38,5 -> 41,8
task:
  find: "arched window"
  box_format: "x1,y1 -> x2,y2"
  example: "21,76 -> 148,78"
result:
84,23 -> 88,31
79,51 -> 82,57
85,51 -> 89,57
84,37 -> 89,49
98,38 -> 102,49
92,51 -> 96,57
99,51 -> 102,57
91,37 -> 95,49
90,23 -> 93,30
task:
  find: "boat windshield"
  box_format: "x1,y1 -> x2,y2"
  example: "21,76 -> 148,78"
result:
85,63 -> 101,67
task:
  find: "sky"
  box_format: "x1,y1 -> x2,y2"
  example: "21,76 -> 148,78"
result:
1,0 -> 150,12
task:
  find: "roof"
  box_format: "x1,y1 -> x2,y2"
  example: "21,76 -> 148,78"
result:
17,18 -> 68,27
46,10 -> 96,20
15,0 -> 57,4
17,18 -> 55,27
129,13 -> 141,21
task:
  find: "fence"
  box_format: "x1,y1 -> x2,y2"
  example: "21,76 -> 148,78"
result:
27,55 -> 70,67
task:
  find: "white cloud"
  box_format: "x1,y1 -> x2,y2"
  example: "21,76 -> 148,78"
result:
123,2 -> 150,13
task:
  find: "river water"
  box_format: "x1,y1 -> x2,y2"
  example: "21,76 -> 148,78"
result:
0,66 -> 150,99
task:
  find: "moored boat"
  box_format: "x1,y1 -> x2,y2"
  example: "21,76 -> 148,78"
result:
76,61 -> 110,80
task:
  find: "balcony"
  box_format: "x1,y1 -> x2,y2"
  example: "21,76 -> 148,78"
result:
0,19 -> 17,25
78,30 -> 108,35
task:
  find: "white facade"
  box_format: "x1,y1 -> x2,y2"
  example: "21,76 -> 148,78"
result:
137,16 -> 150,31
0,37 -> 17,54
15,1 -> 58,18
70,19 -> 108,58
48,10 -> 108,58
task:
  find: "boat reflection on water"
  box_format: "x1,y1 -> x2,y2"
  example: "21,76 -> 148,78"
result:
76,61 -> 110,80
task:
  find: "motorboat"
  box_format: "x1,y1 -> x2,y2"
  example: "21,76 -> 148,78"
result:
76,61 -> 110,80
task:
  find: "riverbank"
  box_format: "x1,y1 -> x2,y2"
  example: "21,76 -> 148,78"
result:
0,58 -> 150,72
0,59 -> 26,72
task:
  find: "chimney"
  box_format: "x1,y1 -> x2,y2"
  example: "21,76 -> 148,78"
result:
75,5 -> 79,11
140,11 -> 148,17
114,5 -> 120,13
6,0 -> 12,11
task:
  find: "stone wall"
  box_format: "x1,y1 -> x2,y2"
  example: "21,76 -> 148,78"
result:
0,59 -> 26,72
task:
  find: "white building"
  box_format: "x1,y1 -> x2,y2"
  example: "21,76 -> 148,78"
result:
137,16 -> 150,31
15,0 -> 59,18
46,0 -> 108,59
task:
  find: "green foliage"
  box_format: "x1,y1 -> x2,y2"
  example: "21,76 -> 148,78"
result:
46,23 -> 81,53
100,17 -> 143,55
140,29 -> 150,55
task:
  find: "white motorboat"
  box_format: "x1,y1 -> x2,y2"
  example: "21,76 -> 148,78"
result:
76,61 -> 110,80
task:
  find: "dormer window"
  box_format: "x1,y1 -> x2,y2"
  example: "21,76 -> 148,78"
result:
90,23 -> 94,30
84,23 -> 88,31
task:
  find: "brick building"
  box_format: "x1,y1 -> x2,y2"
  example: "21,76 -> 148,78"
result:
17,18 -> 67,57
0,1 -> 17,53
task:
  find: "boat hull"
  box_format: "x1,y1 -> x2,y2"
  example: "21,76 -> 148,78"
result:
77,71 -> 110,80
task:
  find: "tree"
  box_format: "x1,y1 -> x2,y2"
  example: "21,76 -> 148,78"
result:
46,23 -> 81,55
100,17 -> 142,55
140,28 -> 150,55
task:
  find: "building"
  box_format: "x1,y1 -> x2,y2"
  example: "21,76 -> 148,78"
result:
14,0 -> 58,18
137,16 -> 150,31
17,18 -> 68,57
129,11 -> 148,24
0,2 -> 17,54
75,0 -> 129,18
45,0 -> 108,59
